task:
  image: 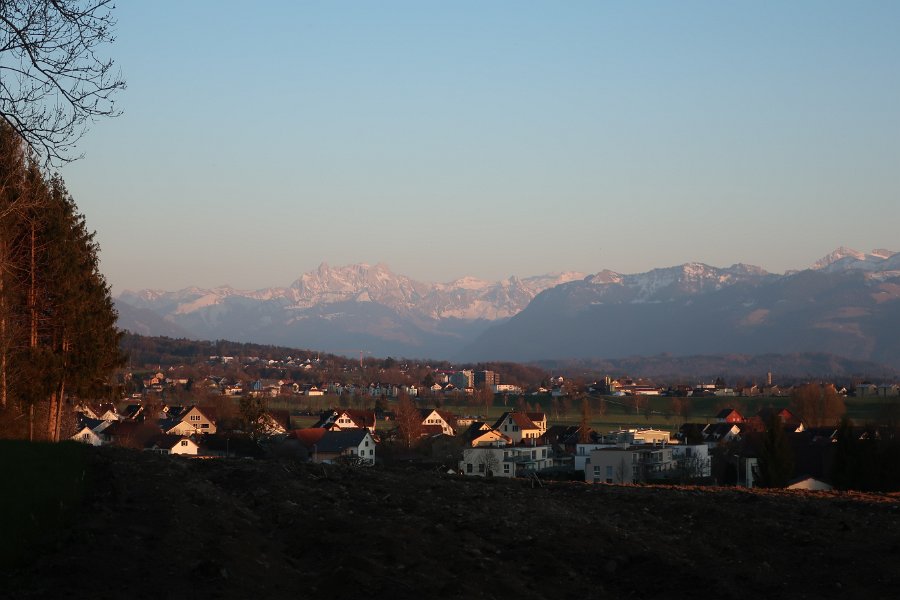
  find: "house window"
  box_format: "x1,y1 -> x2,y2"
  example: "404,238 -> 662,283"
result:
478,463 -> 485,473
606,466 -> 613,479
466,463 -> 473,473
365,441 -> 369,447
181,441 -> 188,446
503,464 -> 510,474
370,449 -> 374,456
542,449 -> 547,458
201,423 -> 209,429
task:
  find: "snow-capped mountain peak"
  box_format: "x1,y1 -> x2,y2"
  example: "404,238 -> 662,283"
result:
812,247 -> 899,273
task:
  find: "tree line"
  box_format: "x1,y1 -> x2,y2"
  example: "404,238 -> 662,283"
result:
0,122 -> 122,440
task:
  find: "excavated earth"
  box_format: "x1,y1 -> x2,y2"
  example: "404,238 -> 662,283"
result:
4,446 -> 900,600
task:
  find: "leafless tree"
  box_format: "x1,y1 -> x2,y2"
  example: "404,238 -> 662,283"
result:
394,390 -> 421,448
0,0 -> 125,164
477,449 -> 500,477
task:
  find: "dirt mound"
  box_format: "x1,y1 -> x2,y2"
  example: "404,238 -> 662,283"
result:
4,447 -> 899,599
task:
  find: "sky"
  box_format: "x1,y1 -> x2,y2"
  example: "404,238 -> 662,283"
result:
59,1 -> 900,293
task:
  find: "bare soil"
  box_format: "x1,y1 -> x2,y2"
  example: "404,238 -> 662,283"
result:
4,447 -> 899,599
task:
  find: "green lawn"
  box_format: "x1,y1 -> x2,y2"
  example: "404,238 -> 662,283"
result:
272,392 -> 895,433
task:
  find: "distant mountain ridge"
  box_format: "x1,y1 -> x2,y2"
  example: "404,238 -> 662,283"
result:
116,248 -> 900,367
117,263 -> 585,358
464,248 -> 900,367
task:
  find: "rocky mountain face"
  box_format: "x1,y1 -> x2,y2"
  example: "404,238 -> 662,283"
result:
116,263 -> 584,358
464,249 -> 900,368
116,248 -> 900,367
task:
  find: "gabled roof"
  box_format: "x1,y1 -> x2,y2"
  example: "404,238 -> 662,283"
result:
76,415 -> 107,432
460,422 -> 511,446
312,409 -> 376,429
493,411 -> 540,431
343,410 -> 375,428
526,412 -> 546,423
310,429 -> 371,453
159,417 -> 184,433
716,408 -> 743,420
420,408 -> 457,424
122,404 -> 144,419
703,422 -> 741,439
145,434 -> 193,450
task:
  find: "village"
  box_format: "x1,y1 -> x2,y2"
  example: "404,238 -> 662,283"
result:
68,354 -> 900,492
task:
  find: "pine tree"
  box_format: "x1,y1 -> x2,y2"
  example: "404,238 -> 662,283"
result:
0,122 -> 123,440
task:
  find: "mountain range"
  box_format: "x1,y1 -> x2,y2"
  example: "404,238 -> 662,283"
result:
115,247 -> 900,369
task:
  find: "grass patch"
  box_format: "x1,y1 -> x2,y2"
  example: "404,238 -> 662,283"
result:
0,441 -> 87,566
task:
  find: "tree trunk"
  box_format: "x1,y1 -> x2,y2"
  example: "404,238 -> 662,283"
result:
47,391 -> 58,443
0,235 -> 6,410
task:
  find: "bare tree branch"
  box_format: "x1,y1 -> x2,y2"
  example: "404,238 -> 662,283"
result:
0,0 -> 125,165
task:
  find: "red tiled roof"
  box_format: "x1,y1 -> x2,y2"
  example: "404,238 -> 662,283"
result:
288,428 -> 327,447
343,410 -> 376,428
493,412 -> 540,431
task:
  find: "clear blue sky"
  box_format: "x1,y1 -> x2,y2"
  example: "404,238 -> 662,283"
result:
60,1 -> 900,293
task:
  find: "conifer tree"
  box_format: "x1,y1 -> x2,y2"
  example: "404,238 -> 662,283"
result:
0,122 -> 122,440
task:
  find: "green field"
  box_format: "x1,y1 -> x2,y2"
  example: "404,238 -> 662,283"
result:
262,391 -> 897,433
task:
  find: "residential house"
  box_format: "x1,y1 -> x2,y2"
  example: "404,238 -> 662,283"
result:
716,408 -> 744,423
492,412 -> 542,444
420,409 -> 458,436
290,429 -> 376,465
166,405 -> 217,435
459,443 -> 552,478
71,425 -> 104,446
526,412 -> 547,435
460,422 -> 511,448
312,409 -> 377,434
574,442 -> 617,472
585,446 -> 676,484
598,428 -> 672,445
700,422 -> 742,446
144,435 -> 199,456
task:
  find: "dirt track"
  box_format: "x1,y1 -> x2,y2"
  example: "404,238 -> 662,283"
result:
5,447 -> 899,599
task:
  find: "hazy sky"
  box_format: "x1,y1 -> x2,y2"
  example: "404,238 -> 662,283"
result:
60,1 -> 900,293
